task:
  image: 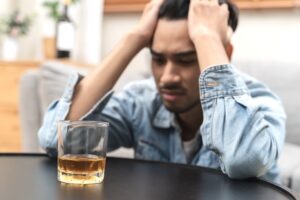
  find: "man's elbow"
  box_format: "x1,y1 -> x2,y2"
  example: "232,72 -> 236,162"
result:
223,153 -> 274,179
38,127 -> 58,157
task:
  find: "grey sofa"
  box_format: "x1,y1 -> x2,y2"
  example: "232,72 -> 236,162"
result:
19,61 -> 300,191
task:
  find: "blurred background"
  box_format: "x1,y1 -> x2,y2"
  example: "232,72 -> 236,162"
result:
0,0 -> 299,63
0,0 -> 300,152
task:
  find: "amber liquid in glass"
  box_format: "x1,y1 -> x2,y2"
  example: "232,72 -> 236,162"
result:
58,154 -> 106,184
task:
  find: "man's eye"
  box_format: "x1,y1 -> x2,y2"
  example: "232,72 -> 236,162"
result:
178,58 -> 198,65
152,57 -> 166,65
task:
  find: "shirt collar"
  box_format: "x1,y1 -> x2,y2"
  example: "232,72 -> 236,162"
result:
152,97 -> 202,137
152,93 -> 175,129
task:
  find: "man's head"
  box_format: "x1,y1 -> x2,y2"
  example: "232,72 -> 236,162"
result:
151,0 -> 239,114
158,0 -> 239,32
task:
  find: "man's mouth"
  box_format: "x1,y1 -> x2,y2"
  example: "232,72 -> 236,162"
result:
161,89 -> 185,102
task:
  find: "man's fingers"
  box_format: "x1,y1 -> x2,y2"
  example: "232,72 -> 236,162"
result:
143,0 -> 163,17
220,3 -> 229,11
209,0 -> 219,6
192,0 -> 219,5
149,0 -> 164,13
151,0 -> 164,7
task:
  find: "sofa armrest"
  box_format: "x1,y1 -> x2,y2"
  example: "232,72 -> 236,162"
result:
278,143 -> 300,189
38,62 -> 88,114
290,165 -> 300,193
19,69 -> 43,152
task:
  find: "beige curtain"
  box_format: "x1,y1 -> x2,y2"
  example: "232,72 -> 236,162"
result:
73,0 -> 104,64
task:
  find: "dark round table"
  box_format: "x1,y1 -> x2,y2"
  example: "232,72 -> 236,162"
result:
0,153 -> 299,200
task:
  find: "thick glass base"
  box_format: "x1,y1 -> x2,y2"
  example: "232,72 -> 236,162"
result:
58,170 -> 104,184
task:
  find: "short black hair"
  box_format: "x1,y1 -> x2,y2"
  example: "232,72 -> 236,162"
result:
158,0 -> 239,32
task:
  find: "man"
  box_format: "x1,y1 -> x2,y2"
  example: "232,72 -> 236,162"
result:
38,0 -> 286,184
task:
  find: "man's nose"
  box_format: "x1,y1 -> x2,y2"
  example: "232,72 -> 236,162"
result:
160,62 -> 181,85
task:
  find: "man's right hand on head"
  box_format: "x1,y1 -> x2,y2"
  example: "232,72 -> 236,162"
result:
131,0 -> 164,48
187,0 -> 231,71
188,0 -> 230,45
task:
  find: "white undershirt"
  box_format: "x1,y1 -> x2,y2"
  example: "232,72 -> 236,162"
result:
182,134 -> 200,163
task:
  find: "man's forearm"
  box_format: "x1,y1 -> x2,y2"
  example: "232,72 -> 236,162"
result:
67,32 -> 145,120
198,65 -> 286,179
188,0 -> 230,71
193,34 -> 229,71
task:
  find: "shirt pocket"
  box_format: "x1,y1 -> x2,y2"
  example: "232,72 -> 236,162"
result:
135,138 -> 169,162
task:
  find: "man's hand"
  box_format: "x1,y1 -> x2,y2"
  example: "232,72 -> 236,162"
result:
187,0 -> 231,70
131,0 -> 164,48
188,0 -> 229,45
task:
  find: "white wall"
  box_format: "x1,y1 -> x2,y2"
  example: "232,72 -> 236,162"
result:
72,0 -> 104,64
17,0 -> 44,60
2,3 -> 300,67
102,13 -> 152,91
0,0 -> 14,14
101,9 -> 300,90
0,0 -> 17,57
102,9 -> 300,67
231,9 -> 300,64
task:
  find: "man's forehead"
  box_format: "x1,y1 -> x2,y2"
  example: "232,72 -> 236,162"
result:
151,19 -> 195,56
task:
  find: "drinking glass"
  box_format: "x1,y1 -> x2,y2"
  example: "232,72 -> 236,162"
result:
57,120 -> 109,184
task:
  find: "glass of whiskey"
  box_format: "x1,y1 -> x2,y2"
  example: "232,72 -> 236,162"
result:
57,120 -> 109,184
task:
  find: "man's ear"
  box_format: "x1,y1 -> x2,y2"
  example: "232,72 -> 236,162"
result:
225,43 -> 233,61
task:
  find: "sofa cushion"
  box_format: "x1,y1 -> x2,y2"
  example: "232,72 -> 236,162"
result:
234,60 -> 300,145
278,143 -> 300,187
291,165 -> 300,193
38,62 -> 88,114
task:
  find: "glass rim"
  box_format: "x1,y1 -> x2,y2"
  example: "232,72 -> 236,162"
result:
58,120 -> 109,127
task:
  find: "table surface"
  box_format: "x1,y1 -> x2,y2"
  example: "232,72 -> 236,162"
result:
0,154 -> 299,200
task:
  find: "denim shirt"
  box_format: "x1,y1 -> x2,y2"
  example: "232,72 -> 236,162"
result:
38,65 -> 286,184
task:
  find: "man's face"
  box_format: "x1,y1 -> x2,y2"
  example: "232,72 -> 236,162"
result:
151,19 -> 201,114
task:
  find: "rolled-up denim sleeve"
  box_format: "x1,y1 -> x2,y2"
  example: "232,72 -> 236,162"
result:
199,64 -> 286,179
38,72 -> 113,157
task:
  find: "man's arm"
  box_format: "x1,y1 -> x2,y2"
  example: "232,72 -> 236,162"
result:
188,0 -> 286,180
67,0 -> 164,120
199,66 -> 286,179
38,0 -> 164,156
188,0 -> 230,69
